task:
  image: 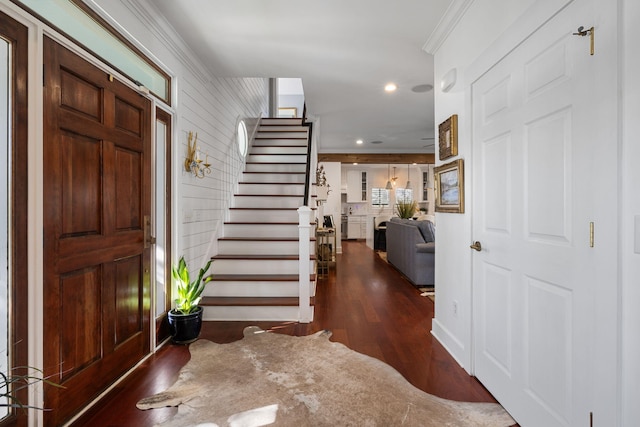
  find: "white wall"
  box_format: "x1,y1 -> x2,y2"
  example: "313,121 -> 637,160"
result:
91,0 -> 269,270
621,0 -> 640,423
429,0 -> 538,368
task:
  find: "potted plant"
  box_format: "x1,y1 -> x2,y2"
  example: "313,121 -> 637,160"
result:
395,200 -> 418,219
167,256 -> 213,344
1,367 -> 62,411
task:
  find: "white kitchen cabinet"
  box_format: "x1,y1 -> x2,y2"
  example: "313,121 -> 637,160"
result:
347,215 -> 366,239
346,170 -> 367,202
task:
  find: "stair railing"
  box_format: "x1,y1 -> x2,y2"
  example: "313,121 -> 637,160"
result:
302,104 -> 313,207
299,104 -> 314,322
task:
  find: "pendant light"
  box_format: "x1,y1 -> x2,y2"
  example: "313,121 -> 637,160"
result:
385,164 -> 393,190
405,164 -> 412,189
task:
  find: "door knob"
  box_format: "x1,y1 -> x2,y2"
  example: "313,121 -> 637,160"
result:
470,241 -> 482,252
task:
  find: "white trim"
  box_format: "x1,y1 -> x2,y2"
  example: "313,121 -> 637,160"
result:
119,0 -> 215,87
431,319 -> 467,370
422,0 -> 474,55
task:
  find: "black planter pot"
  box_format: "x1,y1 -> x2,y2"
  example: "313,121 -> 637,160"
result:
167,306 -> 204,344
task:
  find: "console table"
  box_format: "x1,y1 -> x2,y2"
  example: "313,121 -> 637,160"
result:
316,228 -> 336,277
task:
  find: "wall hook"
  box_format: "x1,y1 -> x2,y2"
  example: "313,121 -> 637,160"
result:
573,26 -> 594,55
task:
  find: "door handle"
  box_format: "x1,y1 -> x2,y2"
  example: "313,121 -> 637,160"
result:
470,241 -> 482,252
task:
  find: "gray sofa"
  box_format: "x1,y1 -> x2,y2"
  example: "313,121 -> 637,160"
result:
385,218 -> 435,286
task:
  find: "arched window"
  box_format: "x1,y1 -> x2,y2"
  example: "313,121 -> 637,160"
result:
237,120 -> 248,157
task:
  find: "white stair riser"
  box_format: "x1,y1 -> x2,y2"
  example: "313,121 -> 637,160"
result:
251,146 -> 307,155
241,173 -> 305,184
213,259 -> 315,275
245,163 -> 306,173
204,281 -> 315,298
218,240 -> 315,255
255,131 -> 307,139
258,125 -> 307,132
246,154 -> 307,163
237,183 -> 304,196
261,118 -> 301,126
203,306 -> 314,322
233,196 -> 302,208
224,224 -> 305,238
228,209 -> 300,222
253,138 -> 309,147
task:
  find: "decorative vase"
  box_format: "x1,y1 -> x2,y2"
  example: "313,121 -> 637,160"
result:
316,186 -> 329,201
167,306 -> 204,344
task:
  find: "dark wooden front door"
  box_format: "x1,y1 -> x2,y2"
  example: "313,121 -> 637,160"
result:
43,37 -> 151,426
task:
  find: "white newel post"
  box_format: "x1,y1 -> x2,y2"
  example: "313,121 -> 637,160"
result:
298,206 -> 313,323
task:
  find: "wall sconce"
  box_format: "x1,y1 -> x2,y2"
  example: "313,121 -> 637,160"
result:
184,131 -> 211,178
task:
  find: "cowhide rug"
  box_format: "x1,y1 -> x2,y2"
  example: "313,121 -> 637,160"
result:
137,326 -> 515,427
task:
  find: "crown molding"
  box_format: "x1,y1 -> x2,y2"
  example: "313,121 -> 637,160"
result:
422,0 -> 474,55
116,0 -> 213,85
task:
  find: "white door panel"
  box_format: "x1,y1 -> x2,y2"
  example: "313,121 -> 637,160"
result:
471,1 -> 609,425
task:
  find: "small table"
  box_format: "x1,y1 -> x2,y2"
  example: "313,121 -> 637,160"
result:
316,228 -> 336,277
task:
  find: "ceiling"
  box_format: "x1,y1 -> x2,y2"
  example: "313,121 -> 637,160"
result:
150,0 -> 452,154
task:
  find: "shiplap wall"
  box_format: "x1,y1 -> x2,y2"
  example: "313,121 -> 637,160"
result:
179,76 -> 267,267
89,0 -> 270,269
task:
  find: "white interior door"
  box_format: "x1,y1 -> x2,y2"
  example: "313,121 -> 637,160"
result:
471,1 -> 616,425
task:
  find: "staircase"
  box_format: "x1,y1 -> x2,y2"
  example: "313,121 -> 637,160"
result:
200,117 -> 317,321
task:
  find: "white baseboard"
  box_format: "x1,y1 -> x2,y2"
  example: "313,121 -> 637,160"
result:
431,318 -> 470,374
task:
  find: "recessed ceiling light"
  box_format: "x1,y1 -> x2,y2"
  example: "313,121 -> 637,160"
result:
356,139 -> 363,144
411,84 -> 434,93
384,83 -> 398,92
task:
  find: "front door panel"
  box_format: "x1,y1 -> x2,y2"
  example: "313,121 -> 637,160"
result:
43,38 -> 151,426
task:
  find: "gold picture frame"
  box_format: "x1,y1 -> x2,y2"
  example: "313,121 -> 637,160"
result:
438,114 -> 458,160
434,159 -> 464,213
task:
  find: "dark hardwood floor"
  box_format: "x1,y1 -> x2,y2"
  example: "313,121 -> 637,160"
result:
71,240 -> 500,426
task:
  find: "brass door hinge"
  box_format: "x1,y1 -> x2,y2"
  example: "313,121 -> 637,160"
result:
589,222 -> 595,248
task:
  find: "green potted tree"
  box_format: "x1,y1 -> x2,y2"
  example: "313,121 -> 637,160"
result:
395,200 -> 418,219
167,256 -> 213,344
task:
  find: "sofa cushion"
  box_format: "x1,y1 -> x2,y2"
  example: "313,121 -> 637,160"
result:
416,220 -> 435,242
416,242 -> 435,253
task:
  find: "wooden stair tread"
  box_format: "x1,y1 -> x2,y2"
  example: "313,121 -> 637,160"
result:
243,171 -> 305,174
219,237 -> 315,241
229,207 -> 316,211
239,182 -> 305,185
200,296 -> 315,307
208,273 -> 316,281
252,145 -> 308,148
254,136 -> 307,139
212,254 -> 316,260
234,194 -> 304,197
245,161 -> 306,165
248,153 -> 306,156
224,221 -> 315,225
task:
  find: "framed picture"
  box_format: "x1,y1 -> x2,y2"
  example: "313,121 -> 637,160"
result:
434,159 -> 464,213
323,214 -> 334,229
438,114 -> 458,160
